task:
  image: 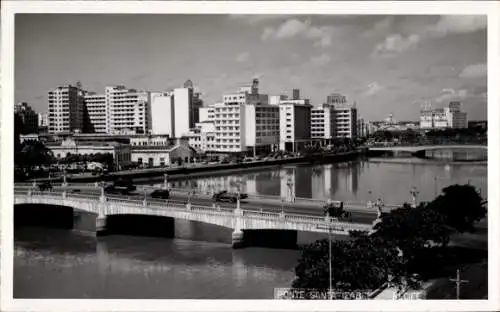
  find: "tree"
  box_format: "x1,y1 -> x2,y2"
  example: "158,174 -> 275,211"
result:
292,236 -> 415,298
371,203 -> 457,279
427,184 -> 486,234
17,141 -> 55,169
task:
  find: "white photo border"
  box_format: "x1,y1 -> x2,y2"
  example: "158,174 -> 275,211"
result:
1,1 -> 499,311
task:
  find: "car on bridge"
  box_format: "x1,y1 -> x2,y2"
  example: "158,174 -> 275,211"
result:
150,189 -> 170,199
37,181 -> 53,191
213,190 -> 248,203
104,179 -> 137,195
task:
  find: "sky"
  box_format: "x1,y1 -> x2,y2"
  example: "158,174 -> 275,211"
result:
15,14 -> 487,121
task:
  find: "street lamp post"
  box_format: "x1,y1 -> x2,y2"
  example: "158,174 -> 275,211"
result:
410,186 -> 419,208
449,269 -> 469,300
328,215 -> 332,300
236,188 -> 241,211
317,212 -> 334,300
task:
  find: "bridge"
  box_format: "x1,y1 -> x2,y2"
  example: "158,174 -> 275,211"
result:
369,144 -> 487,153
14,190 -> 374,249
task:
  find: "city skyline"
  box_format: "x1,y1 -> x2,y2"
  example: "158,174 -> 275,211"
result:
15,14 -> 486,121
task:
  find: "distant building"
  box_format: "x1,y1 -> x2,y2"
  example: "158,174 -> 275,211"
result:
172,80 -> 202,138
199,106 -> 215,122
46,137 -> 131,169
211,78 -> 279,154
130,136 -> 196,167
269,94 -> 288,105
279,97 -> 311,152
150,92 -> 175,136
334,104 -> 358,139
188,122 -> 216,153
38,112 -> 49,131
84,93 -> 107,133
15,102 -> 39,134
311,104 -> 336,145
48,85 -> 87,134
326,93 -> 347,105
357,118 -> 369,138
420,102 -> 468,129
292,89 -> 300,100
106,85 -> 151,134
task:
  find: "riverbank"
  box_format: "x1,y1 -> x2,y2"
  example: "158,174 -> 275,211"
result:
32,150 -> 362,183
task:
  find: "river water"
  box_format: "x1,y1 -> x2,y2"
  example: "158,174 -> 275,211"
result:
14,156 -> 487,299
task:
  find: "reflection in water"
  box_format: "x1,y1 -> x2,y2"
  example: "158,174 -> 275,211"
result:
15,228 -> 299,299
15,158 -> 487,299
161,158 -> 486,204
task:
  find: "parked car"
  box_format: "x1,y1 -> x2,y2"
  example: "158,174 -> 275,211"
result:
38,181 -> 53,191
150,189 -> 170,199
104,179 -> 136,195
213,190 -> 248,203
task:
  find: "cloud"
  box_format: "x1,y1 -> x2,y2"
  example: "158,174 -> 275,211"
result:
373,15 -> 486,57
236,52 -> 250,63
309,53 -> 331,67
366,81 -> 385,96
372,34 -> 420,57
261,19 -> 335,48
253,72 -> 265,80
459,63 -> 486,79
428,15 -> 486,37
229,14 -> 293,25
435,88 -> 468,103
362,16 -> 395,38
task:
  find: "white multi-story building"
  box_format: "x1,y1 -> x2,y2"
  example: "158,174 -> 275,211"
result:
48,85 -> 86,133
38,112 -> 49,128
326,93 -> 347,105
420,102 -> 467,129
311,104 -> 336,144
188,122 -> 216,152
334,105 -> 358,139
173,87 -> 199,138
150,92 -> 175,136
269,94 -> 288,105
106,86 -> 151,134
212,79 -> 279,154
278,99 -> 311,152
84,93 -> 108,133
199,106 -> 215,123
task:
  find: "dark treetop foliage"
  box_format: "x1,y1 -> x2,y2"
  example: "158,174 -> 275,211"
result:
426,184 -> 486,234
292,184 -> 486,295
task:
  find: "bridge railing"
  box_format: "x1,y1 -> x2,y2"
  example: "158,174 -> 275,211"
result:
15,193 -> 372,231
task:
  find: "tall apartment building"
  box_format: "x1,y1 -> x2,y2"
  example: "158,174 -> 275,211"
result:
292,89 -> 300,100
150,92 -> 175,136
199,106 -> 215,122
334,104 -> 358,138
188,122 -> 216,152
279,98 -> 312,152
211,79 -> 279,154
326,93 -> 347,105
106,86 -> 151,134
48,85 -> 86,133
269,94 -> 288,105
15,102 -> 39,134
37,112 -> 49,133
84,93 -> 107,133
311,104 -> 336,144
173,87 -> 193,138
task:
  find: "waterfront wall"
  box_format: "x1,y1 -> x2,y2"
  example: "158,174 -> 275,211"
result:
34,151 -> 361,184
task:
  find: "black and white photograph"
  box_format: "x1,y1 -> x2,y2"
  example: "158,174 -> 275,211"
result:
1,1 -> 498,311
